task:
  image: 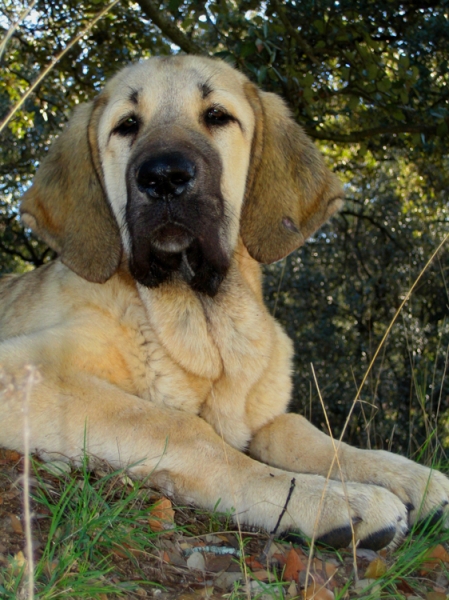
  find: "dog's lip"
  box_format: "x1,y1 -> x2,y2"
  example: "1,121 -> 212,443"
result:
151,223 -> 194,253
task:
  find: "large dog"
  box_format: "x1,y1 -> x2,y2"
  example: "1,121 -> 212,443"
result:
1,56 -> 448,550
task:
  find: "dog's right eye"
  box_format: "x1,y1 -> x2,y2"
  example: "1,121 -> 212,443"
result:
114,116 -> 140,136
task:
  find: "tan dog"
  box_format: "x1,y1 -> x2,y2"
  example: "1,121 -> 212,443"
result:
1,56 -> 448,549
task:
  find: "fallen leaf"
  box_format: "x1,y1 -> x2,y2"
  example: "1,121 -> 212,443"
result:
14,551 -> 26,567
3,450 -> 21,462
148,497 -> 175,532
313,558 -> 338,578
420,544 -> 449,574
364,557 -> 387,579
245,555 -> 264,569
9,514 -> 23,535
425,545 -> 449,563
204,554 -> 231,572
283,548 -> 306,581
396,578 -> 414,594
8,551 -> 27,575
304,582 -> 334,599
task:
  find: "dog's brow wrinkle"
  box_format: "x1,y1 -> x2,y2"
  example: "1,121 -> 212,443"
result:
199,82 -> 213,99
128,89 -> 139,105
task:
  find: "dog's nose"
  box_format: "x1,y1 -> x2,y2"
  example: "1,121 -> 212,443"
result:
136,154 -> 196,199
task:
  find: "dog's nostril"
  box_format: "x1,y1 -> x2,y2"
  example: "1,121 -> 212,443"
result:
136,154 -> 196,199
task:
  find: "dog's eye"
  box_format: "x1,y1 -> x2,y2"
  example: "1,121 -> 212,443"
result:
114,116 -> 140,136
205,107 -> 233,127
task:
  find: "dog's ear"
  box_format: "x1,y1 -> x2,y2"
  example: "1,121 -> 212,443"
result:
241,85 -> 344,264
21,100 -> 122,283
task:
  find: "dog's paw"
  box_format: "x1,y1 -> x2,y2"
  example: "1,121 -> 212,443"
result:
345,449 -> 449,528
277,476 -> 408,550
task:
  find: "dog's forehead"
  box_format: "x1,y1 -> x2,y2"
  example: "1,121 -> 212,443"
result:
103,56 -> 248,110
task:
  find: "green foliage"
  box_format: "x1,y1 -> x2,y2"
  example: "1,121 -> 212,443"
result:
0,460 -> 163,598
0,0 -> 448,453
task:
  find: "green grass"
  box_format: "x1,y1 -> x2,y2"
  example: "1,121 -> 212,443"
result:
0,458 -> 166,599
1,454 -> 449,599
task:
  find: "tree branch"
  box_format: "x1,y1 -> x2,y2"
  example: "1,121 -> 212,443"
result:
136,0 -> 204,54
269,0 -> 318,64
341,209 -> 407,251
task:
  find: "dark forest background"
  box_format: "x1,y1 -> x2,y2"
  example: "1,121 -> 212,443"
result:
1,0 -> 448,459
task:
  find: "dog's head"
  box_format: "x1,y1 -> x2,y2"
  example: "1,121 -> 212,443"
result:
21,56 -> 343,296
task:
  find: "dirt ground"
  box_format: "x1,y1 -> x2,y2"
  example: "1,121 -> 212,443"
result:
1,449 -> 449,599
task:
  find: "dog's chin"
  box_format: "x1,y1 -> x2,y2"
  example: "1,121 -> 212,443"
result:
151,224 -> 194,254
129,233 -> 229,298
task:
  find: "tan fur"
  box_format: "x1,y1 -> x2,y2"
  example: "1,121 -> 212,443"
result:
1,56 -> 448,549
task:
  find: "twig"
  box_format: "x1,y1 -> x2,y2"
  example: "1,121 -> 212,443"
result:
136,0 -> 204,55
260,477 -> 296,561
271,477 -> 296,536
22,365 -> 40,600
0,0 -> 121,135
0,0 -> 37,63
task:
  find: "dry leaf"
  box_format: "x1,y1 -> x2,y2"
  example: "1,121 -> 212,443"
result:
205,554 -> 232,572
9,514 -> 23,535
420,545 -> 449,574
396,578 -> 414,594
4,450 -> 21,462
245,556 -> 264,569
304,582 -> 334,600
8,551 -> 27,575
364,557 -> 387,579
425,545 -> 449,563
283,548 -> 306,581
313,558 -> 338,578
148,497 -> 175,532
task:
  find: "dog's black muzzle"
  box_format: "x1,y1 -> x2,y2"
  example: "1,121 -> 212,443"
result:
136,153 -> 196,201
125,138 -> 230,297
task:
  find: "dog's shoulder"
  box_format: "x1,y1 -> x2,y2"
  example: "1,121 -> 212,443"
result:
0,260 -> 141,341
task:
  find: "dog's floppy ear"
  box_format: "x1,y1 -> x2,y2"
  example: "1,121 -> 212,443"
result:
241,85 -> 344,264
21,100 -> 122,283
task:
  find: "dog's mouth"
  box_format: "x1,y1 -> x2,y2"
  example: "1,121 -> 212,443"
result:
128,219 -> 229,297
126,145 -> 229,297
151,223 -> 195,254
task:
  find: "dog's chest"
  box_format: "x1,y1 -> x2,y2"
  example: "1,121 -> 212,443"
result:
136,273 -> 274,449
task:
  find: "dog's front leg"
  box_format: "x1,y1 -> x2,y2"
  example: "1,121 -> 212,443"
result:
1,367 -> 409,548
250,413 -> 449,528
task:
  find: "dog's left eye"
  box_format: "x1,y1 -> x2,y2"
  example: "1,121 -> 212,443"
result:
205,107 -> 234,127
114,116 -> 140,136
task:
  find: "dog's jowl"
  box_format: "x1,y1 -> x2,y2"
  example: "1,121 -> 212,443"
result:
1,56 -> 448,550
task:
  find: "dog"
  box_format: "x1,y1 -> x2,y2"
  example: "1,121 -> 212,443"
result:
1,56 -> 448,550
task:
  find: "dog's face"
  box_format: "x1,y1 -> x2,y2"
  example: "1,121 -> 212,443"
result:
21,56 -> 344,296
97,57 -> 255,295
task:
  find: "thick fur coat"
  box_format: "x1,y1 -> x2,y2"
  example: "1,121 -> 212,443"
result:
1,56 -> 448,550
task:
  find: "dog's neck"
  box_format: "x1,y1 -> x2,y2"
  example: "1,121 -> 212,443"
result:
133,238 -> 267,381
